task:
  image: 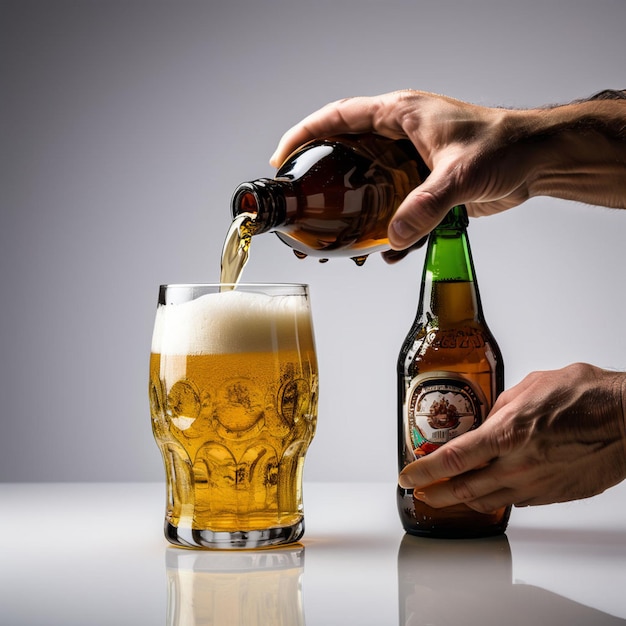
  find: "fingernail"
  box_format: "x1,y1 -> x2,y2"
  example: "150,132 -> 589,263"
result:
413,490 -> 426,501
398,474 -> 414,489
390,219 -> 414,243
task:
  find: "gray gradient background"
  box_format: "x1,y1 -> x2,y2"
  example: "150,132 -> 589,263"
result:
2,0 -> 625,482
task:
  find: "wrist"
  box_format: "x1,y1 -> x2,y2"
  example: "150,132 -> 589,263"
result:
504,103 -> 626,207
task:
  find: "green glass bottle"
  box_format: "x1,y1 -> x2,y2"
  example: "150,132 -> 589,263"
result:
397,206 -> 510,537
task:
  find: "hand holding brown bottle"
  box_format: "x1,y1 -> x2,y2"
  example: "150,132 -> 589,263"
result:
398,363 -> 626,509
270,89 -> 626,252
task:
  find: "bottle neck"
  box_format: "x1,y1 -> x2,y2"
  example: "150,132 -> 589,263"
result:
419,206 -> 483,325
231,179 -> 289,235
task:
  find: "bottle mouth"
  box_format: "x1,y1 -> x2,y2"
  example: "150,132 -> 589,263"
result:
238,190 -> 258,214
231,183 -> 259,216
231,179 -> 286,234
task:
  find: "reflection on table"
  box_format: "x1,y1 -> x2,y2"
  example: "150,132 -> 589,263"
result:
166,545 -> 304,626
163,533 -> 626,626
398,534 -> 626,625
0,482 -> 624,625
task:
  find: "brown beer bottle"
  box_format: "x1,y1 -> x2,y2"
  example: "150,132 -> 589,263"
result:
230,133 -> 430,265
397,205 -> 511,537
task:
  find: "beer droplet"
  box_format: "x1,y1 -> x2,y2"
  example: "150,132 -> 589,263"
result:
318,258 -> 329,263
351,255 -> 368,266
293,250 -> 307,260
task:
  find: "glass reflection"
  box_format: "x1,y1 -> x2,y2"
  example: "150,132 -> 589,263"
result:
166,544 -> 305,626
398,534 -> 626,625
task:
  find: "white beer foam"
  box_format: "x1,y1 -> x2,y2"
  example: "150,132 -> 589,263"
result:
151,289 -> 312,355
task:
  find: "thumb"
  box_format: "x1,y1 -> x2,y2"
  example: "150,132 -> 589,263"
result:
388,167 -> 462,250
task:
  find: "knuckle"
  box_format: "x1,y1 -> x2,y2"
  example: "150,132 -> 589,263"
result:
392,88 -> 419,105
439,443 -> 469,475
488,421 -> 516,456
567,361 -> 588,376
449,478 -> 477,502
523,369 -> 545,384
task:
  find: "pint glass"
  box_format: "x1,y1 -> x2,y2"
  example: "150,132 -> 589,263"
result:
149,284 -> 318,549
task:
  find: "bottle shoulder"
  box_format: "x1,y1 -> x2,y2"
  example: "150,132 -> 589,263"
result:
400,321 -> 499,352
398,320 -> 502,376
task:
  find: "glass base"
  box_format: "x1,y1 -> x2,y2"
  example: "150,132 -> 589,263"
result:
165,518 -> 305,549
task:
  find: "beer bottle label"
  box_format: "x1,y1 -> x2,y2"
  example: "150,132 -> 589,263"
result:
404,371 -> 486,460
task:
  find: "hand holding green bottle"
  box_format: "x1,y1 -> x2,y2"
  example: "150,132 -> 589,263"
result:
271,88 -> 626,510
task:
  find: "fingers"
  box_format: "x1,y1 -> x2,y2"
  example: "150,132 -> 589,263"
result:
404,451 -> 537,513
380,235 -> 428,263
398,426 -> 499,489
269,94 -> 405,167
269,97 -> 375,166
388,189 -> 448,249
421,477 -> 517,514
400,366 -> 626,511
388,160 -> 467,249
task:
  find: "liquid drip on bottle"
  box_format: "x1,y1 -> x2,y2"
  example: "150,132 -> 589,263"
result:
293,250 -> 308,260
351,255 -> 368,266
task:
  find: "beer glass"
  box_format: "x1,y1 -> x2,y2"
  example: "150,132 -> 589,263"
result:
149,284 -> 318,549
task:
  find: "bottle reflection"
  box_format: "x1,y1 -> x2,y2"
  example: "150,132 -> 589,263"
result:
166,544 -> 305,626
398,533 -> 512,625
398,534 -> 625,625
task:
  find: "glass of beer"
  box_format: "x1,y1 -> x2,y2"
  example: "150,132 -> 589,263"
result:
149,283 -> 318,549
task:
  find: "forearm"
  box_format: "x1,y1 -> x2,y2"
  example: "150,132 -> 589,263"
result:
506,96 -> 626,208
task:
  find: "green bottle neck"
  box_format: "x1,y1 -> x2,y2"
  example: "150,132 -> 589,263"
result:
425,206 -> 473,282
419,206 -> 483,324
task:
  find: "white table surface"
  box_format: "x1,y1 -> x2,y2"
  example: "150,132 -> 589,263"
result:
0,481 -> 624,625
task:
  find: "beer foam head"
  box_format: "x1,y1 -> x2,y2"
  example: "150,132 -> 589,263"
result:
152,289 -> 313,355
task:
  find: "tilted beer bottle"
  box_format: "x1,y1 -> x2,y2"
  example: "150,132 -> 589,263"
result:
397,205 -> 511,537
230,133 -> 430,266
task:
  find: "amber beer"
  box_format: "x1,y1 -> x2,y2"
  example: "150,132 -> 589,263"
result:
149,284 -> 318,549
397,206 -> 511,537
